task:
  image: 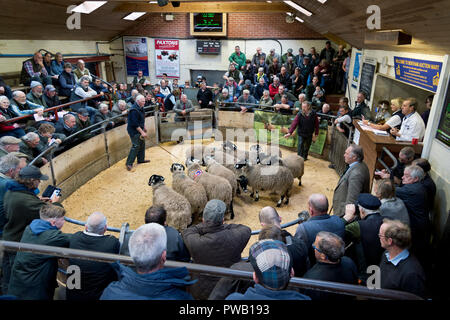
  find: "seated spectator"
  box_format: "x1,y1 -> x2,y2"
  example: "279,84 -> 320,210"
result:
268,77 -> 280,98
373,100 -> 391,124
242,59 -> 256,84
281,48 -> 295,64
299,56 -> 313,87
363,97 -> 404,132
197,81 -> 214,110
50,52 -> 65,77
256,56 -> 269,75
43,85 -> 61,108
90,78 -> 109,104
20,51 -> 51,86
303,231 -> 358,300
259,90 -> 273,110
0,96 -> 26,139
268,57 -> 281,82
70,76 -> 100,117
223,64 -> 244,87
132,70 -> 150,88
43,52 -> 53,77
251,47 -> 266,68
0,136 -> 21,157
272,84 -> 297,104
26,81 -> 48,108
58,63 -> 77,98
341,194 -> 385,278
241,79 -> 255,97
67,212 -> 120,301
284,56 -> 297,79
117,83 -> 129,100
216,88 -> 234,109
319,103 -> 333,125
145,206 -> 190,262
306,66 -> 322,86
73,60 -> 92,83
174,94 -> 195,122
223,77 -> 240,100
0,76 -> 12,99
292,93 -> 307,114
2,165 -> 62,294
312,85 -> 326,110
351,91 -> 372,121
265,48 -> 280,66
295,194 -> 345,261
160,79 -> 176,111
421,95 -> 433,127
379,219 -> 426,298
276,66 -> 291,90
101,223 -> 195,300
375,146 -> 415,186
158,73 -> 173,91
229,45 -> 246,71
254,67 -> 269,86
36,123 -> 64,157
274,94 -> 294,115
254,77 -> 269,101
237,89 -> 257,113
334,104 -> 352,136
111,99 -> 128,125
73,108 -> 93,141
8,204 -> 69,300
412,158 -> 436,214
182,199 -> 251,300
375,179 -> 410,226
19,132 -> 48,167
291,67 -> 304,97
226,239 -> 310,300
305,75 -> 320,102
94,103 -> 114,130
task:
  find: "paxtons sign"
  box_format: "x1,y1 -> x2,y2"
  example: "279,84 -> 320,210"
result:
155,39 -> 180,78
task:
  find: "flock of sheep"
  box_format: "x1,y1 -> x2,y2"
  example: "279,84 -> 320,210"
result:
148,141 -> 305,231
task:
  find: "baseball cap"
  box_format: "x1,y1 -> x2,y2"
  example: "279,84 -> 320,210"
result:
197,74 -> 203,79
357,193 -> 381,210
287,48 -> 293,53
18,165 -> 49,180
45,85 -> 56,92
77,108 -> 89,117
30,81 -> 43,89
249,239 -> 292,290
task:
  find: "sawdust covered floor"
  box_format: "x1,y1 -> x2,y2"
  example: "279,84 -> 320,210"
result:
62,139 -> 340,255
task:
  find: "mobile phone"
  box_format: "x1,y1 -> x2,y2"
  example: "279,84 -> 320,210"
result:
42,185 -> 61,199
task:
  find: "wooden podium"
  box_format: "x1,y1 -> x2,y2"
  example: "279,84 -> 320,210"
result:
353,120 -> 423,188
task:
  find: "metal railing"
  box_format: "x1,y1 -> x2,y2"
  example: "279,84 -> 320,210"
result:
0,240 -> 422,300
377,146 -> 398,173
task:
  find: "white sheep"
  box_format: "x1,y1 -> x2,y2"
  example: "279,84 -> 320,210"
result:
203,156 -> 238,196
260,154 -> 305,186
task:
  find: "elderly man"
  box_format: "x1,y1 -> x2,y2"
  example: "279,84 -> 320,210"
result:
265,48 -> 281,66
285,101 -> 319,160
277,66 -> 292,89
196,81 -> 214,110
237,89 -> 257,113
20,51 -> 51,86
303,231 -> 358,300
292,93 -> 306,113
375,179 -> 410,226
58,63 -> 77,98
70,76 -> 100,122
43,85 -> 60,108
341,194 -> 385,277
55,113 -> 77,138
101,223 -> 195,300
0,136 -> 21,157
412,158 -> 436,213
251,47 -> 266,67
379,219 -> 426,298
19,132 -> 48,167
10,91 -> 44,118
223,77 -> 240,100
226,239 -> 310,300
126,89 -> 140,108
182,199 -> 251,300
26,81 -> 48,108
174,94 -> 194,122
126,94 -> 149,171
254,76 -> 269,101
229,45 -> 246,70
111,99 -> 128,125
94,103 -> 115,130
272,84 -> 297,104
390,97 -> 426,142
217,88 -> 234,109
332,144 -> 370,216
351,91 -> 372,120
74,108 -> 93,141
375,146 -> 415,186
67,212 -> 120,301
223,64 -> 244,87
268,57 -> 282,81
73,60 -> 92,83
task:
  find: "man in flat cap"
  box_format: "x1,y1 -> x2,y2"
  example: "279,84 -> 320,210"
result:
0,136 -> 21,158
26,81 -> 48,108
341,193 -> 384,280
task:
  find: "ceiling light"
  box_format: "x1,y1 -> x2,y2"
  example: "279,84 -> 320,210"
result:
317,0 -> 327,3
71,1 -> 107,14
123,12 -> 147,21
286,12 -> 304,23
284,1 -> 312,16
148,1 -> 157,3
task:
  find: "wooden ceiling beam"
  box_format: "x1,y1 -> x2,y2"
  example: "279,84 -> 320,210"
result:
113,2 -> 289,13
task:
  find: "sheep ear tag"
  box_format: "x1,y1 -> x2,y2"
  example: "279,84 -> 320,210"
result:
194,170 -> 203,178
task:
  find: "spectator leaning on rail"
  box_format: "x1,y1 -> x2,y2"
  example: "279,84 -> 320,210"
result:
378,219 -> 426,298
173,93 -> 194,122
43,85 -> 61,108
10,90 -> 44,118
0,96 -> 26,139
19,132 -> 48,167
8,204 -> 70,300
226,239 -> 311,300
236,89 -> 257,114
101,223 -> 196,300
144,206 -> 190,262
375,146 -> 415,186
303,231 -> 358,300
125,94 -> 150,171
94,103 -> 115,130
111,99 -> 128,125
182,199 -> 251,300
0,136 -> 21,158
67,212 -> 120,301
26,81 -> 48,108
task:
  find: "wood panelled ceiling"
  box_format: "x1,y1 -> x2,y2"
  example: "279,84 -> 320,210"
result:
0,0 -> 449,55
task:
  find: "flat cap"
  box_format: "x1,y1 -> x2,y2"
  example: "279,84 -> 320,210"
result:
357,193 -> 381,210
0,136 -> 21,145
203,199 -> 226,224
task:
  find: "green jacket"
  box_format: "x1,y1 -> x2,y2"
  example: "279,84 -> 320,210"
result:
19,141 -> 45,167
229,52 -> 247,70
26,92 -> 48,108
8,223 -> 70,300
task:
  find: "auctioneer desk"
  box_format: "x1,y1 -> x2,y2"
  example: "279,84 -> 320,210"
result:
353,120 -> 423,188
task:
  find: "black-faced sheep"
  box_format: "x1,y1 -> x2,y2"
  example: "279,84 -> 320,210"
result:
235,160 -> 294,207
148,174 -> 192,231
260,154 -> 305,186
170,163 -> 208,221
186,160 -> 235,219
185,144 -> 215,163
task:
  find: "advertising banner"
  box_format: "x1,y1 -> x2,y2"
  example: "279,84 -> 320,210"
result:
394,56 -> 442,92
155,39 -> 180,78
352,52 -> 362,89
124,37 -> 149,76
253,111 -> 297,148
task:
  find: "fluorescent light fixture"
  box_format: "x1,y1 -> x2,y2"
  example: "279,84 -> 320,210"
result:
317,0 -> 327,3
148,1 -> 158,3
267,1 -> 272,3
284,1 -> 312,16
71,1 -> 107,14
286,12 -> 304,23
123,12 -> 147,21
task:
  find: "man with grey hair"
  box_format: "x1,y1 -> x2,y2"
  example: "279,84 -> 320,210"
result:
174,93 -> 194,122
101,223 -> 195,300
303,231 -> 358,300
237,89 -> 257,113
67,212 -> 120,300
73,59 -> 92,83
10,90 -> 44,117
126,94 -> 149,171
94,103 -> 115,129
0,136 -> 21,157
332,144 -> 370,216
19,132 -> 48,167
183,199 -> 251,299
126,89 -> 140,108
111,99 -> 128,125
396,165 -> 429,268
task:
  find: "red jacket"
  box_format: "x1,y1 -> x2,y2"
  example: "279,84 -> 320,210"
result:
269,83 -> 279,98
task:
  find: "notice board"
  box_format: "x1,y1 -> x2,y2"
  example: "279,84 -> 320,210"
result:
359,60 -> 376,99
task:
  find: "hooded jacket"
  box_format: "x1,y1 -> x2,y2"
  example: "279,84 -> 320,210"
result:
100,263 -> 195,300
226,283 -> 311,300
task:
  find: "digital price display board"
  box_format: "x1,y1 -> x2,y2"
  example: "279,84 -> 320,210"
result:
197,40 -> 221,54
190,13 -> 227,36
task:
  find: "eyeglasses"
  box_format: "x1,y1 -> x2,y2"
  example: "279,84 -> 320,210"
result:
378,233 -> 387,239
312,244 -> 323,254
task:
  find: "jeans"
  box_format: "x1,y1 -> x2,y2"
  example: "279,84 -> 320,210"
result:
126,133 -> 145,166
297,135 -> 312,160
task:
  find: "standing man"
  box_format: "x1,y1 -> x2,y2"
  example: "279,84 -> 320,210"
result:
351,91 -> 372,120
251,47 -> 266,67
126,94 -> 149,171
229,45 -> 246,71
284,101 -> 319,160
196,81 -> 213,109
332,144 -> 370,216
390,98 -> 426,142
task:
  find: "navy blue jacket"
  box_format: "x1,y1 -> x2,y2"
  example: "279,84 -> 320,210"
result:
226,284 -> 310,300
100,263 -> 195,300
127,103 -> 145,137
396,182 -> 429,233
295,214 -> 345,248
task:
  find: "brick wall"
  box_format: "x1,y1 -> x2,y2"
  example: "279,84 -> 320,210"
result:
124,12 -> 324,39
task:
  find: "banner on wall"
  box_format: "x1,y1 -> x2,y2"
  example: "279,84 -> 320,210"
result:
394,56 -> 443,93
155,39 -> 180,78
351,52 -> 362,88
124,37 -> 149,76
253,111 -> 297,148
